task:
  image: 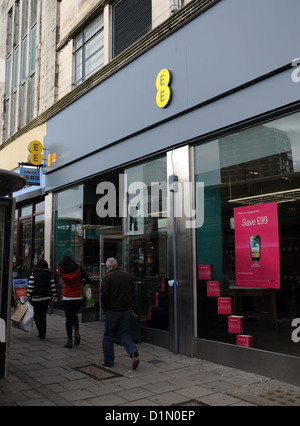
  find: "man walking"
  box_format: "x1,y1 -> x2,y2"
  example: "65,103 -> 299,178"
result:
100,257 -> 139,370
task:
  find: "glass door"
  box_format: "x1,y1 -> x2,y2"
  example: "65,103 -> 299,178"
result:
99,235 -> 123,320
19,219 -> 32,278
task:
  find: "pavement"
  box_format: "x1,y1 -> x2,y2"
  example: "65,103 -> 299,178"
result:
1,313 -> 300,408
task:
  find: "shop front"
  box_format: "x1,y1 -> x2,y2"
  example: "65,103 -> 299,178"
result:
193,112 -> 300,384
44,0 -> 300,383
52,158 -> 170,345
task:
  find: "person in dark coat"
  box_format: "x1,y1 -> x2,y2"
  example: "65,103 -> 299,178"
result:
58,255 -> 91,348
26,259 -> 57,339
100,257 -> 139,370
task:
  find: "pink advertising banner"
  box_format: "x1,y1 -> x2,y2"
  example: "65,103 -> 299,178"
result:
234,202 -> 280,289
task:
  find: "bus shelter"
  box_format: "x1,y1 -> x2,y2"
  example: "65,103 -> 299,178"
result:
0,169 -> 26,379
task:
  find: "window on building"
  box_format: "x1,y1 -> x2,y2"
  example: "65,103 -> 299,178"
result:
73,13 -> 104,87
124,156 -> 168,331
4,0 -> 36,141
171,0 -> 185,13
20,0 -> 29,128
54,186 -> 84,266
12,1 -> 20,135
29,0 -> 37,122
14,199 -> 45,279
4,10 -> 13,141
194,110 -> 300,357
112,0 -> 152,58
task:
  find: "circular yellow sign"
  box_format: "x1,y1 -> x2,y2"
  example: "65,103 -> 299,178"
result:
28,140 -> 43,165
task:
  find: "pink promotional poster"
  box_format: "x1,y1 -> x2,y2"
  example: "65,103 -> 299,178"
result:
234,202 -> 280,289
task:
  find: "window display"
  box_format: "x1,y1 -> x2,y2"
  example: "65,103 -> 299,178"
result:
234,202 -> 280,288
195,111 -> 300,357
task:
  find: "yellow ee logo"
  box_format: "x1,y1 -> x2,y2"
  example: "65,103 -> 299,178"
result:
156,69 -> 172,108
47,152 -> 57,167
28,140 -> 43,166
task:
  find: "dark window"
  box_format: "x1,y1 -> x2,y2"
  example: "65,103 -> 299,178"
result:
112,0 -> 152,58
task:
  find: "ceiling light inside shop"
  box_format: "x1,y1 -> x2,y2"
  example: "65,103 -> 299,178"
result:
229,188 -> 300,205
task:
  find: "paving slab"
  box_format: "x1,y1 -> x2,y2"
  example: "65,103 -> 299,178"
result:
1,313 -> 300,407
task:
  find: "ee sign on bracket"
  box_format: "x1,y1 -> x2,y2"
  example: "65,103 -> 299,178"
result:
28,140 -> 43,166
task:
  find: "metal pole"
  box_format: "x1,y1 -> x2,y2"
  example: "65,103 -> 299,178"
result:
169,174 -> 179,354
5,197 -> 15,378
172,189 -> 179,354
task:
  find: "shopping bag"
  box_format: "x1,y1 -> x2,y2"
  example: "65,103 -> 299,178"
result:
19,301 -> 34,332
11,303 -> 28,324
83,284 -> 94,309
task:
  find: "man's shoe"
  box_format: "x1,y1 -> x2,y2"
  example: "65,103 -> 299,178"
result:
99,360 -> 114,368
131,351 -> 139,370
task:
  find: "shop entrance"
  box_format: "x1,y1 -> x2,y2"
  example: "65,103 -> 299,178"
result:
99,235 -> 123,320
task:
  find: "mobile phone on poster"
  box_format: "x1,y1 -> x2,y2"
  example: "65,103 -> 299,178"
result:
250,235 -> 261,261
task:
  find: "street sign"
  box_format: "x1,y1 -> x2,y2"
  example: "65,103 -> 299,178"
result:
19,167 -> 41,186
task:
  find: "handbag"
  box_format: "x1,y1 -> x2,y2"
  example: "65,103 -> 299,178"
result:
11,303 -> 28,324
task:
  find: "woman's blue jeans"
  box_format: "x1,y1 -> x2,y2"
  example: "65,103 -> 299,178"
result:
102,310 -> 137,366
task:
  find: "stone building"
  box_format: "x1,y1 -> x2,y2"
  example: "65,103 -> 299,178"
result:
1,0 -> 300,386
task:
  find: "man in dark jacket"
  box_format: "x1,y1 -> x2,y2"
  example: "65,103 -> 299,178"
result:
100,258 -> 139,370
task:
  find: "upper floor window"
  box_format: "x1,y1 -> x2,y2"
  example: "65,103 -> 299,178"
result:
73,13 -> 104,86
171,0 -> 185,13
4,0 -> 37,141
112,0 -> 152,58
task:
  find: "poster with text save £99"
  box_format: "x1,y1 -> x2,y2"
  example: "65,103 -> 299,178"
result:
234,202 -> 280,289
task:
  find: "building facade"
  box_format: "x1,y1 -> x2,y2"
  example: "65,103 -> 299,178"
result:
1,0 -> 300,385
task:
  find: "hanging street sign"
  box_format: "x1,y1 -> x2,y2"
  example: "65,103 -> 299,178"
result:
19,167 -> 41,186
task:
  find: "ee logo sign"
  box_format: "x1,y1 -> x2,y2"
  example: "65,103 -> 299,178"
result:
156,69 -> 172,108
28,140 -> 43,166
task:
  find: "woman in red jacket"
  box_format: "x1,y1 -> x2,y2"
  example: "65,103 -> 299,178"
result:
58,255 -> 91,348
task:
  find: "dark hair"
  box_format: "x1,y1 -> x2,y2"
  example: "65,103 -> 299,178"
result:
35,258 -> 48,269
58,255 -> 78,271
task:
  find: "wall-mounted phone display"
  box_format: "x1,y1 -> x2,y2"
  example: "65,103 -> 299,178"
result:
250,235 -> 261,261
234,203 -> 280,289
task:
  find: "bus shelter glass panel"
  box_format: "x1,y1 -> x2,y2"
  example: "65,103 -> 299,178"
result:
0,199 -> 13,379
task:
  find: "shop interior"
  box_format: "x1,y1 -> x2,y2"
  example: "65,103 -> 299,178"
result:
53,159 -> 169,331
196,117 -> 300,358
